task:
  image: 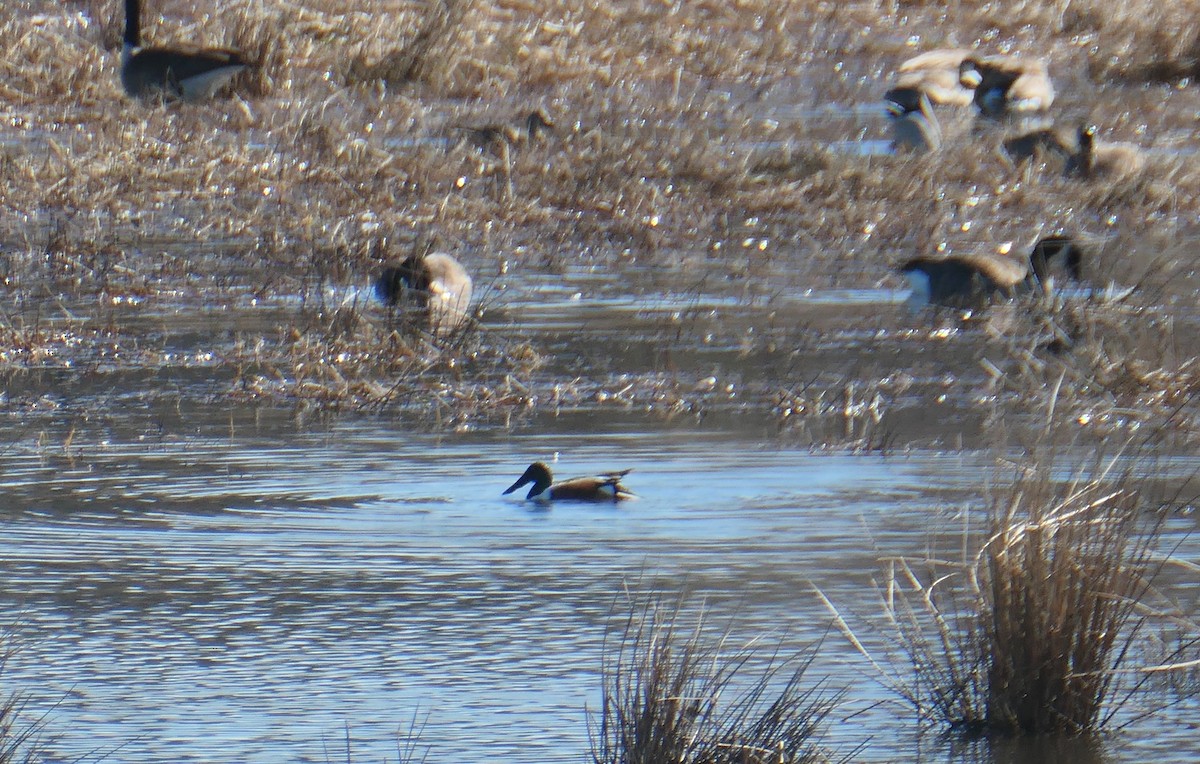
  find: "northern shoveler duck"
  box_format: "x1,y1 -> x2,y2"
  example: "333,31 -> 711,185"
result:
891,48 -> 976,107
958,55 -> 1054,116
901,236 -> 1084,307
1065,125 -> 1146,181
374,250 -> 473,334
121,0 -> 250,101
884,87 -> 942,153
502,462 -> 635,503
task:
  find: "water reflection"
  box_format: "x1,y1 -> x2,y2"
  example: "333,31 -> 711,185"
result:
925,732 -> 1116,764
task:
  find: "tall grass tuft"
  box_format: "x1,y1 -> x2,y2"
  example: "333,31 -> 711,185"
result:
230,3 -> 290,98
822,452 -> 1181,736
347,0 -> 475,89
590,594 -> 845,764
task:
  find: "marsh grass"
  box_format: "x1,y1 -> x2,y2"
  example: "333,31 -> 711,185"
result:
230,3 -> 290,99
346,0 -> 476,90
1071,0 -> 1200,82
590,595 -> 845,764
978,275 -> 1200,447
821,448 -> 1187,736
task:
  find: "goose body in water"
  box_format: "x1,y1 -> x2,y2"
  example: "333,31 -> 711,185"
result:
121,0 -> 250,101
901,236 -> 1084,307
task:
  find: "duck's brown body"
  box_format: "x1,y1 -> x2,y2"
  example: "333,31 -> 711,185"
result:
1066,125 -> 1146,180
1003,126 -> 1079,163
503,462 -> 635,503
901,236 -> 1084,307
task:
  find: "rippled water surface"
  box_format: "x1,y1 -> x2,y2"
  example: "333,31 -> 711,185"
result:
1,417 -> 1198,764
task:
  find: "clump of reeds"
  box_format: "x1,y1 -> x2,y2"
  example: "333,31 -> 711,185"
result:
976,466 -> 1154,733
590,594 -> 844,764
346,0 -> 475,90
230,3 -> 290,98
822,451 -> 1180,735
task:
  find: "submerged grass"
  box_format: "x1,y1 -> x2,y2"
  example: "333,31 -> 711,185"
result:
590,593 -> 845,764
820,443 -> 1190,736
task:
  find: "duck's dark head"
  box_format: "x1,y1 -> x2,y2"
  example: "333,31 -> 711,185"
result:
1030,234 -> 1084,283
958,58 -> 983,89
503,462 -> 553,499
374,254 -> 432,306
1079,124 -> 1098,152
884,87 -> 924,117
526,109 -> 555,140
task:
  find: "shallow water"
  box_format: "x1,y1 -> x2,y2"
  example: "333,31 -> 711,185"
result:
0,416 -> 1198,764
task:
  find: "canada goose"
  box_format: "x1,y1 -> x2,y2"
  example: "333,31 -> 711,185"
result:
1065,125 -> 1146,180
1002,126 -> 1078,163
884,88 -> 942,153
121,0 -> 249,101
892,48 -> 976,106
958,55 -> 1055,116
374,251 -> 473,334
502,462 -> 635,503
901,236 -> 1084,306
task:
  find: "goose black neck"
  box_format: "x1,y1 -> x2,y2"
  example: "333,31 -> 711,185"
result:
124,0 -> 141,48
1078,127 -> 1096,178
